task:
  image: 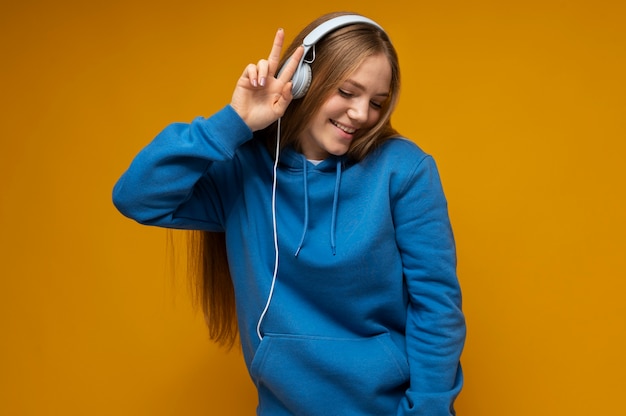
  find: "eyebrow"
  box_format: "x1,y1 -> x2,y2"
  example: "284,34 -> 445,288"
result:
344,79 -> 390,98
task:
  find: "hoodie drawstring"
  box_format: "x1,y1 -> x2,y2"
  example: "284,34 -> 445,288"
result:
330,159 -> 342,256
294,157 -> 309,257
294,157 -> 343,257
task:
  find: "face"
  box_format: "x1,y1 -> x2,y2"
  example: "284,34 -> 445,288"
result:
298,53 -> 392,160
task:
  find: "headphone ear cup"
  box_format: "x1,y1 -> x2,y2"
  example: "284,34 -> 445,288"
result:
291,63 -> 312,99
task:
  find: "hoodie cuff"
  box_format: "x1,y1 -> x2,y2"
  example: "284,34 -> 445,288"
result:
198,105 -> 253,159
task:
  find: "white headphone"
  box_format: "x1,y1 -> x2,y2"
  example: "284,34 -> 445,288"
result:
288,14 -> 384,99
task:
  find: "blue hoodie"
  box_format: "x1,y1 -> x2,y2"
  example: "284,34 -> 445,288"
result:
113,105 -> 465,416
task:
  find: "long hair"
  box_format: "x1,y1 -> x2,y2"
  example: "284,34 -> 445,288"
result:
187,11 -> 401,348
186,230 -> 238,348
260,11 -> 401,160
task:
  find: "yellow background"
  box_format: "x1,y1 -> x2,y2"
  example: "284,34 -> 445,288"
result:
1,0 -> 624,414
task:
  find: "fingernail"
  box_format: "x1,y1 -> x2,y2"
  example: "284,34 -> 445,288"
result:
260,77 -> 266,87
252,79 -> 258,87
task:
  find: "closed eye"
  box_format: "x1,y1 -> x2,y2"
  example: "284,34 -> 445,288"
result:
338,88 -> 353,98
338,89 -> 383,110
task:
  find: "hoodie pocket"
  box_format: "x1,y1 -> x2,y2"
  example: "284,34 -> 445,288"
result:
250,333 -> 409,416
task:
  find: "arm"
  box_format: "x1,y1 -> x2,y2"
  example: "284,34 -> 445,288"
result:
112,29 -> 304,229
395,155 -> 466,416
112,105 -> 252,229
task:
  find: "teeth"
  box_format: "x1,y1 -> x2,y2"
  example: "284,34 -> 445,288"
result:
332,120 -> 356,134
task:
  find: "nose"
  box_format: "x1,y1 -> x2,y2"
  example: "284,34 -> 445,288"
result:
347,99 -> 369,123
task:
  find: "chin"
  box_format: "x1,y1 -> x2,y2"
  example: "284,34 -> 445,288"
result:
329,148 -> 349,157
327,143 -> 351,157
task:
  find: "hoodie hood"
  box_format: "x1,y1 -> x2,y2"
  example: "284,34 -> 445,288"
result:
278,146 -> 350,256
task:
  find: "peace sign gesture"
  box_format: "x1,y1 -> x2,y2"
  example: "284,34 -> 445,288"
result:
230,28 -> 304,132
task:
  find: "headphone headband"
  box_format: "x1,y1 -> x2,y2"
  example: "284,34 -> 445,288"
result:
288,14 -> 385,99
302,15 -> 383,47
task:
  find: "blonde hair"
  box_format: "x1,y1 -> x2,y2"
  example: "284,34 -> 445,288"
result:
263,11 -> 401,160
188,12 -> 401,348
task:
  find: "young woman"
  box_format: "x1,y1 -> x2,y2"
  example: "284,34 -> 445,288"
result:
113,11 -> 466,416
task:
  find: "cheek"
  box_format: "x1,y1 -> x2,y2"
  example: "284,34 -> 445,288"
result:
321,96 -> 346,117
367,109 -> 383,127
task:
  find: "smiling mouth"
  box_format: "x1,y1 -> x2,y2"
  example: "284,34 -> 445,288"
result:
331,120 -> 357,134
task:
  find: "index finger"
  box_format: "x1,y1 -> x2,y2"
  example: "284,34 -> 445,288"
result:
267,28 -> 285,76
275,45 -> 304,83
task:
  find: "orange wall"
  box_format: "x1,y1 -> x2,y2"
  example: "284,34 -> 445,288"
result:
1,1 -> 624,415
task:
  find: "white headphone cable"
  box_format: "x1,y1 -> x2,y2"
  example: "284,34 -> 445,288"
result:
256,117 -> 281,341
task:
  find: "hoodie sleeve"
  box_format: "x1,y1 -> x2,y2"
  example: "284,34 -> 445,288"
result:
393,154 -> 466,416
112,105 -> 252,230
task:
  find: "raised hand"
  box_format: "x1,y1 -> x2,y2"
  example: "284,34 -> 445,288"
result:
230,28 -> 304,132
